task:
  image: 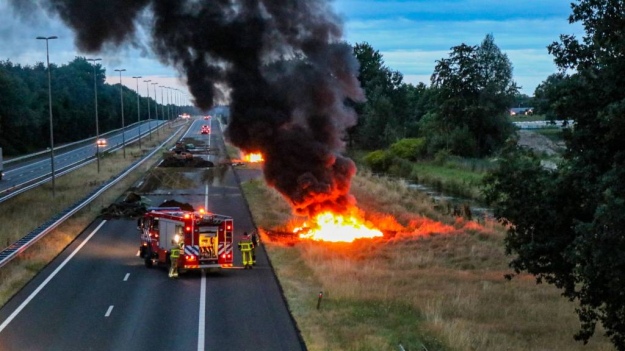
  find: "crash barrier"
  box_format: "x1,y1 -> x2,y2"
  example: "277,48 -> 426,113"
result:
0,125 -> 183,269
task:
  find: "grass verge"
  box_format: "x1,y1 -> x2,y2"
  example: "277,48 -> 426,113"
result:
0,123 -> 186,307
242,169 -> 614,351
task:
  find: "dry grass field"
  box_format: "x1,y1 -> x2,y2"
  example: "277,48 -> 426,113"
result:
0,125 -> 616,350
242,171 -> 615,351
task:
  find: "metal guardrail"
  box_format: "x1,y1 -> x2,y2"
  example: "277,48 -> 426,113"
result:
2,120 -> 164,166
513,120 -> 573,129
0,122 -> 168,201
0,125 -> 183,269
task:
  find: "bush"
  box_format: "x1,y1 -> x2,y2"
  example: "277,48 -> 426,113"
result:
363,150 -> 390,173
389,138 -> 427,161
433,149 -> 451,165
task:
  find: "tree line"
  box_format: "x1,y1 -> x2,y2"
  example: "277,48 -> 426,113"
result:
0,57 -> 197,156
350,33 -> 522,161
347,1 -> 625,348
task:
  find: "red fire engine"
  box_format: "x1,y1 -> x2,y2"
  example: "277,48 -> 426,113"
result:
139,207 -> 234,273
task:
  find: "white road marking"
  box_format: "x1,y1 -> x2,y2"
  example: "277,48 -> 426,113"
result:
105,305 -> 114,317
198,271 -> 206,351
205,183 -> 209,210
0,221 -> 107,333
123,273 -> 130,281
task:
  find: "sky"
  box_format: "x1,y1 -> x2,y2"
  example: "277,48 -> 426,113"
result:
0,0 -> 584,99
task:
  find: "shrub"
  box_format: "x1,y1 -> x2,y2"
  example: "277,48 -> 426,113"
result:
389,138 -> 427,161
363,150 -> 390,173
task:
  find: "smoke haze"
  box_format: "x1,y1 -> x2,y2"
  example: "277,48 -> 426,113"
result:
11,0 -> 364,217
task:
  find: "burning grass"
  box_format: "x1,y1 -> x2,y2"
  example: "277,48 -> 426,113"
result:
242,170 -> 614,351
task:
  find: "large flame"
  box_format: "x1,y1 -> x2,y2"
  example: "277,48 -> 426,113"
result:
243,152 -> 264,163
295,211 -> 383,242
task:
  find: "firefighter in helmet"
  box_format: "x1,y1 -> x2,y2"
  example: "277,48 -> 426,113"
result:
169,240 -> 182,278
250,231 -> 258,266
238,232 -> 253,269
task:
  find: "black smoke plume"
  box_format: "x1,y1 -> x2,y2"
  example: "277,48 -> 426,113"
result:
14,0 -> 364,217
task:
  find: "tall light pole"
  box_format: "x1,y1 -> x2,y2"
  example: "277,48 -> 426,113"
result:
173,89 -> 179,124
152,82 -> 159,136
36,35 -> 58,197
144,79 -> 152,140
166,87 -> 172,123
132,75 -> 142,149
115,68 -> 127,158
167,88 -> 176,121
160,86 -> 166,125
87,58 -> 102,172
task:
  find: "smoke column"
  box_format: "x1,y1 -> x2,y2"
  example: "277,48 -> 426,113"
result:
14,0 -> 365,217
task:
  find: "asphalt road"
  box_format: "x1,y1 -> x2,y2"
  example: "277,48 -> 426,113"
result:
0,116 -> 305,351
0,120 -> 165,195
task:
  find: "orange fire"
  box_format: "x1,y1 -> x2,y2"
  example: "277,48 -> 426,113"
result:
295,211 -> 383,242
243,152 -> 264,163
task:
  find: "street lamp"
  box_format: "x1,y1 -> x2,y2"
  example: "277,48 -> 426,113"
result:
132,75 -> 142,149
115,68 -> 127,158
87,58 -> 102,172
152,82 -> 159,136
173,88 -> 178,125
167,87 -> 173,122
159,86 -> 166,126
144,79 -> 152,140
36,35 -> 58,197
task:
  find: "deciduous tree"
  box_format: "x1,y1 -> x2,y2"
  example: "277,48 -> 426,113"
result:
426,34 -> 517,157
485,1 -> 625,348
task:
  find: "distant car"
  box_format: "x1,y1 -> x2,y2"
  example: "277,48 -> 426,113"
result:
96,138 -> 107,147
200,125 -> 210,134
203,115 -> 211,120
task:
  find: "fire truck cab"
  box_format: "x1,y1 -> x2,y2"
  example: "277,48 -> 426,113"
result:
139,207 -> 234,274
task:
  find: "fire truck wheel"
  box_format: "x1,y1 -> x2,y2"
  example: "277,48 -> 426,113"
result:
144,258 -> 153,268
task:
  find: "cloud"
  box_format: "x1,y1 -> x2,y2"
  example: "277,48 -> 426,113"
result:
338,8 -> 583,95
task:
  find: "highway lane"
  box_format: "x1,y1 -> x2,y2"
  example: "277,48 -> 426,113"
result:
0,120 -> 166,194
0,114 -> 304,350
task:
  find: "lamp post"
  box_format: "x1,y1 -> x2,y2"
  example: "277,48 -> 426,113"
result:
173,89 -> 178,125
115,68 -> 127,158
132,76 -> 142,149
144,79 -> 152,140
159,86 -> 166,125
36,35 -> 58,197
167,87 -> 174,120
152,82 -> 159,136
163,87 -> 171,119
87,58 -> 102,172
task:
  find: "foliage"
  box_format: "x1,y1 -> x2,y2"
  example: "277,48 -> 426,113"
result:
388,138 -> 426,161
351,43 -> 425,149
0,58 -> 194,156
426,34 -> 518,157
362,149 -> 390,173
533,73 -> 568,120
513,93 -> 534,108
485,1 -> 625,348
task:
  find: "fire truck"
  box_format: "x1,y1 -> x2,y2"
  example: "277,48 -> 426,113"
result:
139,207 -> 234,273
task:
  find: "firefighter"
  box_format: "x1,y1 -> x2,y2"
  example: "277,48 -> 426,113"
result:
169,242 -> 182,278
238,232 -> 253,269
251,231 -> 258,266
